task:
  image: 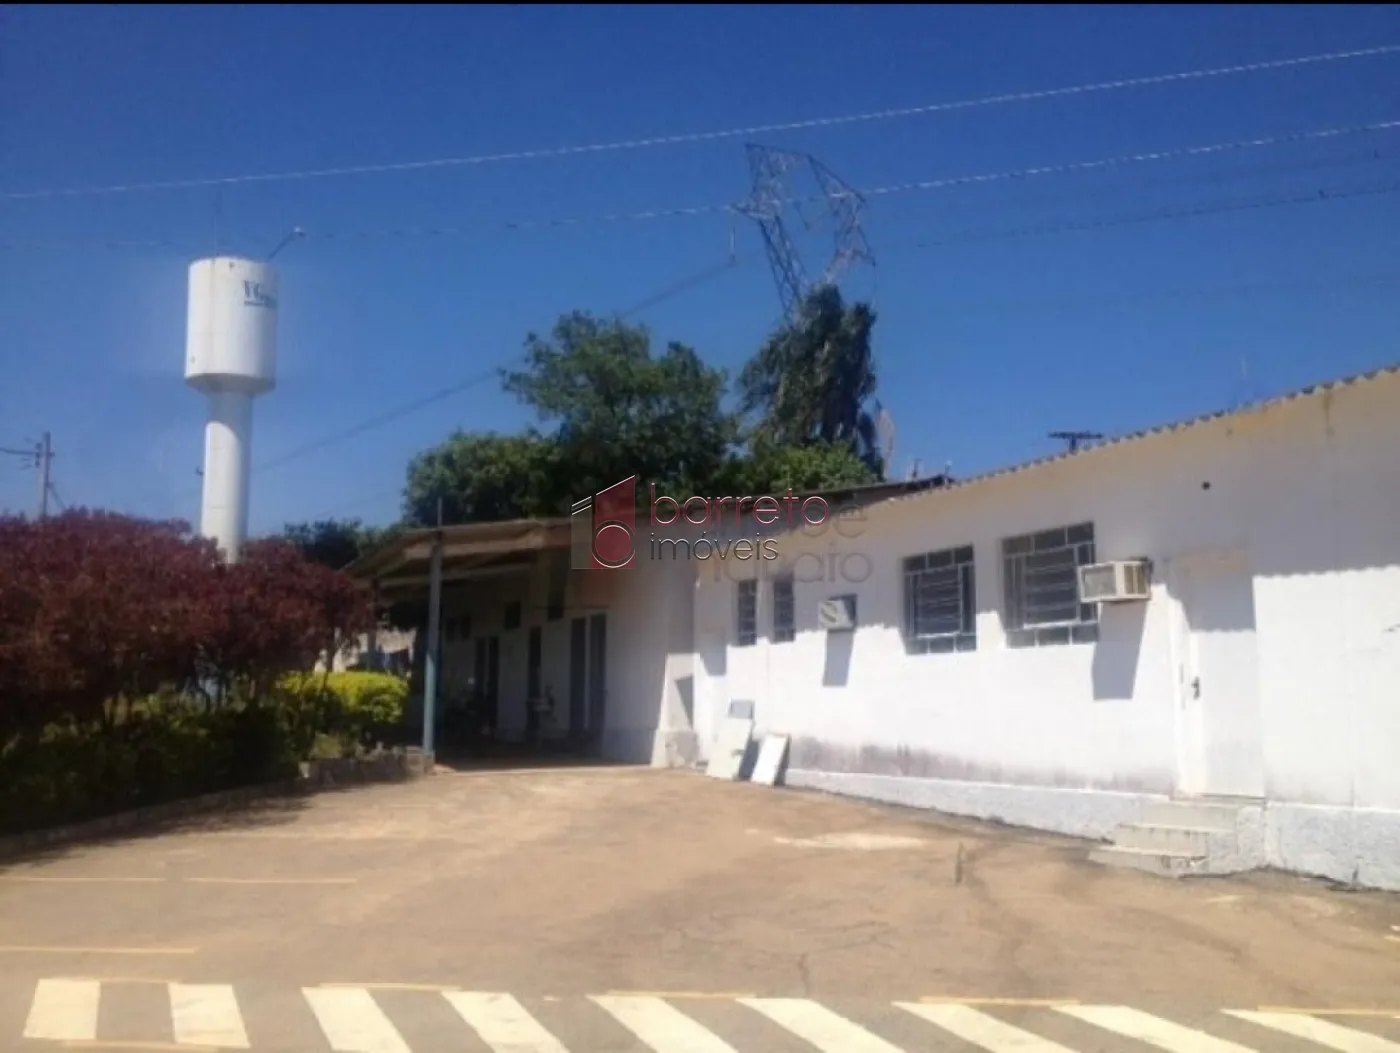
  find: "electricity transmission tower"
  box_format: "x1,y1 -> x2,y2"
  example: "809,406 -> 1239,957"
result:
734,144 -> 875,320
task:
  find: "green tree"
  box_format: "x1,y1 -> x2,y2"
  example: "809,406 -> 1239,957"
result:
406,313 -> 738,525
716,440 -> 877,495
282,519 -> 398,570
402,432 -> 562,526
738,285 -> 884,476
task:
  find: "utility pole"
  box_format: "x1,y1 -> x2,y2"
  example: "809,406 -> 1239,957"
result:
1049,430 -> 1105,454
1,432 -> 55,519
36,432 -> 52,520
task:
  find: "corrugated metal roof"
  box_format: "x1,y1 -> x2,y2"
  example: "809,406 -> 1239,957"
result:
891,360 -> 1400,504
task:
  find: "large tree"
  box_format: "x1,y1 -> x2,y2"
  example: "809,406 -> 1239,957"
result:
405,313 -> 738,525
738,285 -> 885,477
401,304 -> 883,528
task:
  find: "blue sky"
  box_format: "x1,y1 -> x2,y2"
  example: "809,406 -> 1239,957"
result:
2,5 -> 1398,532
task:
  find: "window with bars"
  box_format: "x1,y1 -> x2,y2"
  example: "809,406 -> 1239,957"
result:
903,545 -> 977,654
772,576 -> 795,643
736,579 -> 758,647
1002,522 -> 1099,647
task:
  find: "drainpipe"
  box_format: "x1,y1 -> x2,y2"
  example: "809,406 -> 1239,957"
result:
423,533 -> 444,757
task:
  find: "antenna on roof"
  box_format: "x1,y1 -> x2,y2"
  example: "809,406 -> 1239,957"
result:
1049,431 -> 1105,454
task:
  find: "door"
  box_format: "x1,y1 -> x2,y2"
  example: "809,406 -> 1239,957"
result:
1175,550 -> 1265,798
587,613 -> 608,744
486,636 -> 501,732
568,617 -> 587,741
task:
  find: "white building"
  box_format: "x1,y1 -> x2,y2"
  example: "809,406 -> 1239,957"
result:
354,363 -> 1400,890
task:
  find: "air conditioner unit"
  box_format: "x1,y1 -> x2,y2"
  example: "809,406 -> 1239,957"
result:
817,595 -> 857,632
1078,560 -> 1152,603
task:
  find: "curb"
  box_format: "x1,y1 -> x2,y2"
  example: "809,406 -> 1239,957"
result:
0,748 -> 435,862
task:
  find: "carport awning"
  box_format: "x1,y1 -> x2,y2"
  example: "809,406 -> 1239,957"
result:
348,517 -> 571,598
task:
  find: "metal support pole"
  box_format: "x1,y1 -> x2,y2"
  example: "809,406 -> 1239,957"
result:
422,535 -> 443,756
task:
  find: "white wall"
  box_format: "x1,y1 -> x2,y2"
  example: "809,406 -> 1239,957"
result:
694,371 -> 1400,887
430,549 -> 698,763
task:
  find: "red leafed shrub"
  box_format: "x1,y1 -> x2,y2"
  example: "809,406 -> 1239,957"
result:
196,537 -> 375,701
0,511 -> 374,735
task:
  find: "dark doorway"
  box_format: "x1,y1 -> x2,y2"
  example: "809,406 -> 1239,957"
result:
568,617 -> 587,744
526,626 -> 544,744
486,635 -> 500,730
587,613 -> 608,747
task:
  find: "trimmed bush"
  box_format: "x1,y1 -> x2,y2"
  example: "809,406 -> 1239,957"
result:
279,671 -> 408,748
0,704 -> 301,836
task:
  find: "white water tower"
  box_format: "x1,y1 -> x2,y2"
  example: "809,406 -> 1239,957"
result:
185,257 -> 279,562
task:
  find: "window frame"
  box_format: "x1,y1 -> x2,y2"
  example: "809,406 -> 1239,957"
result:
735,578 -> 758,647
771,575 -> 796,644
1001,522 -> 1099,648
903,544 -> 977,654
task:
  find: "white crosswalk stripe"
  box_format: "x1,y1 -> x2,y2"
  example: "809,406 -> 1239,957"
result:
170,982 -> 251,1048
899,1001 -> 1080,1051
11,978 -> 1400,1052
590,994 -> 741,1053
23,978 -> 100,1041
1059,1004 -> 1261,1052
445,991 -> 571,1053
1226,1011 -> 1400,1053
739,997 -> 907,1053
303,985 -> 412,1053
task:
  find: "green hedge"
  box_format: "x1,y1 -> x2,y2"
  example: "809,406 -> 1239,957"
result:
278,671 -> 409,753
0,704 -> 300,837
0,673 -> 410,838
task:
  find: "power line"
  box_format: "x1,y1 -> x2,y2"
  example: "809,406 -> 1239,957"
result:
857,118 -> 1400,201
921,272 -> 1400,315
255,368 -> 500,475
7,117 -> 1399,254
178,254 -> 749,511
226,176 -> 1396,495
890,179 -> 1400,251
6,44 -> 1398,201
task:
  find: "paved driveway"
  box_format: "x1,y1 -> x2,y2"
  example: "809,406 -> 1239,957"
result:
1,765 -> 1398,1050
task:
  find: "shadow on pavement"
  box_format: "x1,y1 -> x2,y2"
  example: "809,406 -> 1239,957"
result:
430,740 -> 642,775
0,787 -> 316,869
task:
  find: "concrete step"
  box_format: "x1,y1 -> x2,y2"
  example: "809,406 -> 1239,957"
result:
1140,799 -> 1241,831
1089,844 -> 1208,878
1112,823 -> 1213,855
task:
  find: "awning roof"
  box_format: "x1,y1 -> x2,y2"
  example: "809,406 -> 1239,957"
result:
347,474 -> 949,598
349,517 -> 571,596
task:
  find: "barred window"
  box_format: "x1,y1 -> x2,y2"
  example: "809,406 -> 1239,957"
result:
772,576 -> 795,643
904,545 -> 977,654
1002,522 -> 1099,648
736,579 -> 758,647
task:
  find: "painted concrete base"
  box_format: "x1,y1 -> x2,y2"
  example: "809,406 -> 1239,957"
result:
787,769 -> 1400,892
653,728 -> 700,768
595,727 -> 699,767
1267,802 -> 1400,891
786,768 -> 1157,841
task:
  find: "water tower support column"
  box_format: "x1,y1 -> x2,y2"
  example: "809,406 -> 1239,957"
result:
201,390 -> 254,564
